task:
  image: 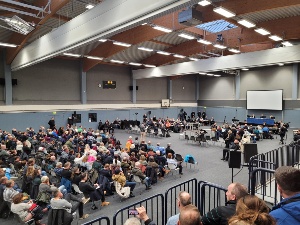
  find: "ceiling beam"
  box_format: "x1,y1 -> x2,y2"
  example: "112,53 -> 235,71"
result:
6,0 -> 71,64
133,44 -> 300,79
11,0 -> 201,71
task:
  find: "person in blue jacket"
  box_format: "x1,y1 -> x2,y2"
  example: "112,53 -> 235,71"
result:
270,166 -> 300,225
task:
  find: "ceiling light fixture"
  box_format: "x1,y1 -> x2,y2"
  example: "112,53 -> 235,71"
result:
63,53 -> 81,57
153,25 -> 172,33
238,19 -> 256,28
282,41 -> 293,47
207,73 -> 214,76
157,51 -> 171,55
228,48 -> 240,53
5,15 -> 35,35
198,0 -> 211,6
129,62 -> 142,66
189,57 -> 198,61
178,33 -> 195,40
141,23 -> 147,25
0,42 -> 17,47
241,68 -> 249,71
214,74 -> 221,77
99,39 -> 107,42
138,47 -> 153,52
110,59 -> 124,64
213,44 -> 227,49
85,4 -> 95,9
173,54 -> 185,58
197,39 -> 212,45
199,72 -> 206,75
269,35 -> 283,41
278,63 -> 284,66
113,41 -> 131,47
213,7 -> 236,18
86,56 -> 103,60
254,28 -> 270,35
144,64 -> 156,68
199,53 -> 211,58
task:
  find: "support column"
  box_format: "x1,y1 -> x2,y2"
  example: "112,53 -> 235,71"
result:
80,60 -> 87,104
235,70 -> 241,100
167,77 -> 172,100
3,50 -> 12,105
131,72 -> 136,104
195,75 -> 200,100
292,63 -> 299,100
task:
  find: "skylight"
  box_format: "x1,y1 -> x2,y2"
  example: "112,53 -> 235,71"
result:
196,19 -> 237,33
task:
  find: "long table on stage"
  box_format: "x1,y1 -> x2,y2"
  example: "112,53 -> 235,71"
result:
247,118 -> 274,126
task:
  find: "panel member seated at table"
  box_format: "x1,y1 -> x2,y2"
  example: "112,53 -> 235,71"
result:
260,114 -> 266,118
251,114 -> 255,118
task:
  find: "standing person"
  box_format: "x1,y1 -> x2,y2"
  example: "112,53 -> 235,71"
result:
270,166 -> 300,225
279,125 -> 287,145
201,183 -> 248,225
166,191 -> 191,225
140,123 -> 146,142
48,117 -> 56,130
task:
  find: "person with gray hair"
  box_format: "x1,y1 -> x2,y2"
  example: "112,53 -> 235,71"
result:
270,166 -> 300,224
124,217 -> 141,225
201,182 -> 248,225
166,191 -> 192,225
132,162 -> 151,190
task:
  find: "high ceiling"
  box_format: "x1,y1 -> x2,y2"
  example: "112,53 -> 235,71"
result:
0,0 -> 300,73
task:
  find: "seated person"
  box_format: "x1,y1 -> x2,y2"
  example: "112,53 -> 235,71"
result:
221,139 -> 240,161
165,143 -> 175,157
11,193 -> 44,225
112,169 -> 135,197
166,153 -> 183,175
3,180 -> 19,203
79,172 -> 110,210
262,126 -> 272,139
50,189 -> 89,220
239,135 -> 251,153
132,162 -> 151,190
228,195 -> 276,225
202,183 -> 248,225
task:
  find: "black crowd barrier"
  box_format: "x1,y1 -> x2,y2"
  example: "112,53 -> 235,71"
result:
198,181 -> 227,217
113,194 -> 164,225
81,179 -> 229,225
249,168 -> 280,206
82,216 -> 110,225
164,178 -> 198,224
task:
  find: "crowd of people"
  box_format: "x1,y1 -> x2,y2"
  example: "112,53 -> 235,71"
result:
126,166 -> 299,225
0,121 -> 184,224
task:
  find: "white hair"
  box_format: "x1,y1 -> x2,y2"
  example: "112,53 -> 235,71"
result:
124,218 -> 141,225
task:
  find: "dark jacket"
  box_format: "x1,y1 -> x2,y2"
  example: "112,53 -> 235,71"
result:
201,200 -> 236,225
47,208 -> 73,225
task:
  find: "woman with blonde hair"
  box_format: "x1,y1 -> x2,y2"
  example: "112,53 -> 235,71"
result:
228,195 -> 276,225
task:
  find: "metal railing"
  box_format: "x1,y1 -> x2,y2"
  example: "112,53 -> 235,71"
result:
249,168 -> 280,206
164,179 -> 197,224
82,216 -> 110,225
198,181 -> 227,216
113,194 -> 164,225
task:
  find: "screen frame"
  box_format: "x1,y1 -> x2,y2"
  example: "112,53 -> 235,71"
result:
246,90 -> 283,111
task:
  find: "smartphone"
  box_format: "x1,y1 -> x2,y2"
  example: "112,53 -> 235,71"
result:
128,209 -> 139,215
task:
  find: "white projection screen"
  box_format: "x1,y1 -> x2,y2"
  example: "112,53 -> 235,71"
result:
247,90 -> 283,110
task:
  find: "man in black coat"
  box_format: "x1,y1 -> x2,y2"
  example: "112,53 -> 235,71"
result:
201,182 -> 248,225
